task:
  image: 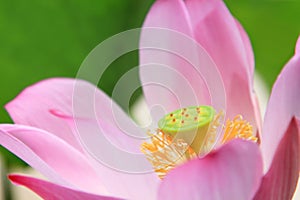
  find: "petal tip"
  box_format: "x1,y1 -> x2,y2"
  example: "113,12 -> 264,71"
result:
8,174 -> 22,185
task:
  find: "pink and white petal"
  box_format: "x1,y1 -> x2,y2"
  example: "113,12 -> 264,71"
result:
185,0 -> 260,131
261,37 -> 300,171
0,124 -> 108,196
140,0 -> 224,123
5,78 -> 144,152
69,118 -> 159,200
158,139 -> 263,200
254,118 -> 299,200
9,175 -> 121,200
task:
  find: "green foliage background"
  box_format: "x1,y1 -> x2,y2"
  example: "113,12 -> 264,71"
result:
0,0 -> 299,167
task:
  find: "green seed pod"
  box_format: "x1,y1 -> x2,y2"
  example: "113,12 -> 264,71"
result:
158,105 -> 215,154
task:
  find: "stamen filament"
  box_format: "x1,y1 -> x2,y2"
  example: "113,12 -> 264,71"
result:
141,130 -> 196,179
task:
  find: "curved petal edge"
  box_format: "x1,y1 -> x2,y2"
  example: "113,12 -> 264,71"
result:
9,174 -> 121,200
262,39 -> 300,171
254,118 -> 299,200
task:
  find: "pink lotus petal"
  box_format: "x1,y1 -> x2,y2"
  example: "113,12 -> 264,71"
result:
140,0 -> 206,119
234,19 -> 255,77
0,124 -> 108,195
4,77 -> 158,199
254,118 -> 299,200
186,0 -> 252,79
158,139 -> 263,200
5,78 -> 85,151
5,78 -> 144,152
185,0 -> 260,131
9,174 -> 121,200
261,37 -> 300,171
140,0 -> 226,124
69,118 -> 159,200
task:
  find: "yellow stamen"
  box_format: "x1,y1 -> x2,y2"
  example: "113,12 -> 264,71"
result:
141,130 -> 196,179
141,106 -> 258,179
221,115 -> 257,143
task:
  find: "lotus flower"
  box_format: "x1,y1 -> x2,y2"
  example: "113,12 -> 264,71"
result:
1,0 -> 299,199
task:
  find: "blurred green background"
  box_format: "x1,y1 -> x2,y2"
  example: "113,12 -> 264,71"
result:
0,0 -> 299,168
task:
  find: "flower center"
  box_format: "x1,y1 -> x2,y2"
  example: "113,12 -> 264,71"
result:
158,106 -> 215,154
141,105 -> 258,179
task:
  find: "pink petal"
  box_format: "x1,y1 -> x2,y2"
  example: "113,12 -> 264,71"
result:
235,19 -> 255,76
254,118 -> 299,200
261,37 -> 300,171
185,0 -> 252,79
0,124 -> 108,195
140,0 -> 202,116
5,78 -> 82,151
9,175 -> 121,200
185,0 -> 260,131
4,78 -> 159,199
69,118 -> 159,200
158,139 -> 263,200
5,78 -> 143,151
140,0 -> 226,123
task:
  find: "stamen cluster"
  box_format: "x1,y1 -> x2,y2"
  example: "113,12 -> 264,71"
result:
141,106 -> 258,179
